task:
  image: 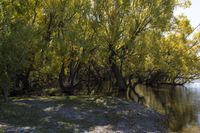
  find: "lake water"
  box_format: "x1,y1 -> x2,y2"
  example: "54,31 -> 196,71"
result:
135,80 -> 200,132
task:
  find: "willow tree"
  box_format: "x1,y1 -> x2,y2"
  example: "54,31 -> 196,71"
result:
87,0 -> 178,95
35,0 -> 94,94
1,0 -> 199,100
0,0 -> 42,100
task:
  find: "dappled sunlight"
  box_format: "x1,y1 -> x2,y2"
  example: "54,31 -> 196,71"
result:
43,104 -> 64,112
0,123 -> 9,129
0,96 -> 166,132
13,102 -> 32,107
0,0 -> 200,132
87,125 -> 124,133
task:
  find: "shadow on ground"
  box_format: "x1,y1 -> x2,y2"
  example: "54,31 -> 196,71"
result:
0,96 -> 166,133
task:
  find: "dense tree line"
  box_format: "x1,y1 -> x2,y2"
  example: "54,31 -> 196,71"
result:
0,0 -> 200,101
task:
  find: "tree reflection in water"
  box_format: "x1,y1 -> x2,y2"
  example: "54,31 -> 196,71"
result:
135,84 -> 200,132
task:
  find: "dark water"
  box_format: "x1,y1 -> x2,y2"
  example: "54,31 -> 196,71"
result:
135,80 -> 200,132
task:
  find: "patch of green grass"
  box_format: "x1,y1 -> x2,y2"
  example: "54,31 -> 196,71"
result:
0,102 -> 46,127
0,128 -> 4,133
43,88 -> 61,96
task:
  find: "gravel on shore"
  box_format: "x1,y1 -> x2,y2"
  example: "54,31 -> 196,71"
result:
0,96 -> 167,133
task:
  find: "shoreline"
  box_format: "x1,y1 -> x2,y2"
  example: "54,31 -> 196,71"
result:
0,96 -> 167,133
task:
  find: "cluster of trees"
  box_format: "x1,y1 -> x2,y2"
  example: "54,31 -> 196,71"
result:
0,0 -> 200,101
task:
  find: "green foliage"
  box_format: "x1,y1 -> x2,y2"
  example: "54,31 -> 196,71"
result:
0,0 -> 200,99
44,88 -> 61,96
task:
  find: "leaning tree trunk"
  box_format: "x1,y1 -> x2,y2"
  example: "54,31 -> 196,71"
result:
127,77 -> 145,103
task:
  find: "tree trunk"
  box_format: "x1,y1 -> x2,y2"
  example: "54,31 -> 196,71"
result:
3,86 -> 8,102
59,62 -> 72,95
128,77 -> 145,103
108,46 -> 127,96
1,72 -> 10,102
58,62 -> 80,95
111,63 -> 127,92
16,72 -> 30,95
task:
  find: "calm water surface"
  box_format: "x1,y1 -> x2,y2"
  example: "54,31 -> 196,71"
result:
135,80 -> 200,132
